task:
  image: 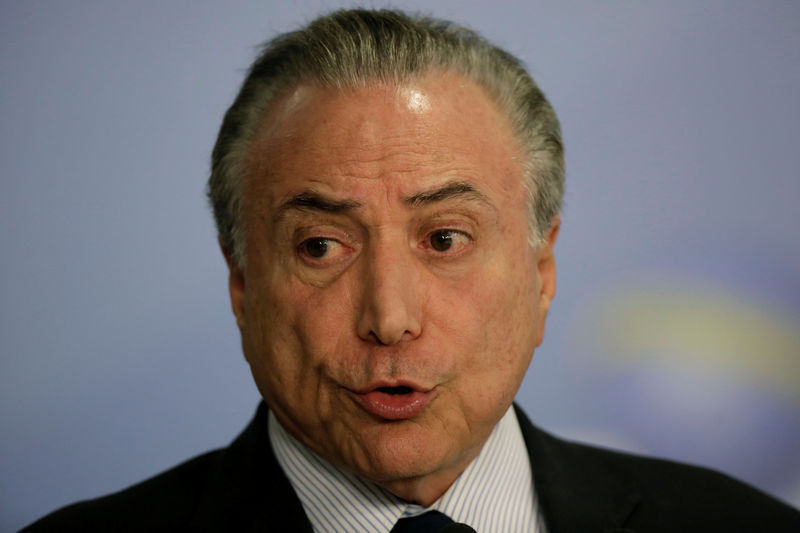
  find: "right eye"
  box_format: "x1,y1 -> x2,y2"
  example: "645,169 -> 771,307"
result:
297,237 -> 353,266
300,237 -> 335,258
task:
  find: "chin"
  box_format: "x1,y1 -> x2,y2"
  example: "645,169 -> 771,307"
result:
351,422 -> 457,483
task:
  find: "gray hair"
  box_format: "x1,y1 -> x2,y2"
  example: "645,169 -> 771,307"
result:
208,8 -> 564,268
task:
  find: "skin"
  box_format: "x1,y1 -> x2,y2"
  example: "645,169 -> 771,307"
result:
224,71 -> 559,505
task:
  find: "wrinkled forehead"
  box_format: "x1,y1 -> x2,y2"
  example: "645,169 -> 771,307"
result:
238,73 -> 527,216
243,71 -> 525,182
253,71 -> 506,133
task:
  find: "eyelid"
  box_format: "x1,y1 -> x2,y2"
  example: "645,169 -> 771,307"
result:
296,237 -> 350,267
293,219 -> 363,266
423,228 -> 473,255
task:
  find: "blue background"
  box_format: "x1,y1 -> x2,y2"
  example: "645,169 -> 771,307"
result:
2,1 -> 799,530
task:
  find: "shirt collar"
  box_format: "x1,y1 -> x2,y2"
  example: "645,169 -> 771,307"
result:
269,406 -> 543,533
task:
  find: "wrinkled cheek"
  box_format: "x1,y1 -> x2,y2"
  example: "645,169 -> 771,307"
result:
473,277 -> 537,397
258,292 -> 359,419
294,285 -> 364,374
242,292 -> 306,401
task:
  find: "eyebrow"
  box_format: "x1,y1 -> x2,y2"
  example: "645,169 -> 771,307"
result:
403,180 -> 490,208
274,180 -> 490,222
274,192 -> 363,221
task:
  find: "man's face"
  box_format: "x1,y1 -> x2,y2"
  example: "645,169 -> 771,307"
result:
227,72 -> 558,503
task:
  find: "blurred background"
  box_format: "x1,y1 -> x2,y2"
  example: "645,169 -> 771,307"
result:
2,1 -> 798,530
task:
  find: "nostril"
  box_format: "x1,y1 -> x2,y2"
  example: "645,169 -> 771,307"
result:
365,327 -> 419,346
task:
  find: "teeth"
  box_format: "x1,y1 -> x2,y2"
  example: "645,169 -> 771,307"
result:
377,386 -> 413,395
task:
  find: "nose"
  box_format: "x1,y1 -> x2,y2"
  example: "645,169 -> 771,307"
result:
356,242 -> 423,345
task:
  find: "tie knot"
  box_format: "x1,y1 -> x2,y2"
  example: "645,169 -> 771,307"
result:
390,510 -> 452,533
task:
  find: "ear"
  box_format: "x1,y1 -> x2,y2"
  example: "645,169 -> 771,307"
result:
534,214 -> 560,346
220,238 -> 246,331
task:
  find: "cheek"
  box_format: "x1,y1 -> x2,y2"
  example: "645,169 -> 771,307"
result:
438,249 -> 539,398
243,276 -> 359,387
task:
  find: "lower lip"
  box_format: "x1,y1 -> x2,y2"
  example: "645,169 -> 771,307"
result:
355,389 -> 435,420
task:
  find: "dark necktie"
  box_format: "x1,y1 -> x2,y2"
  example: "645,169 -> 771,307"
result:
390,510 -> 452,533
390,510 -> 476,533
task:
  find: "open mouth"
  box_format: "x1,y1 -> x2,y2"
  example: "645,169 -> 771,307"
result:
354,384 -> 436,420
376,386 -> 414,395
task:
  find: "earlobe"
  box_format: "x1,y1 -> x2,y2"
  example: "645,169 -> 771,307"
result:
220,239 -> 246,330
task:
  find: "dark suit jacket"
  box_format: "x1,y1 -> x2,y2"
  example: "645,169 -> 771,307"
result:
22,402 -> 800,532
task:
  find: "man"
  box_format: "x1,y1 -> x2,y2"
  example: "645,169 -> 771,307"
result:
23,8 -> 800,532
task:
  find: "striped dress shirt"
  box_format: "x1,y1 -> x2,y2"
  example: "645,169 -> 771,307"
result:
269,406 -> 547,532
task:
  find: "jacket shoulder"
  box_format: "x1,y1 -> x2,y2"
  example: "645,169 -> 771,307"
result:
21,450 -> 223,532
515,406 -> 800,532
580,441 -> 800,531
21,404 -> 312,532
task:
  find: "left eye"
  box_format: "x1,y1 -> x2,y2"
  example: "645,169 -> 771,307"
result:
299,237 -> 340,259
428,230 -> 470,253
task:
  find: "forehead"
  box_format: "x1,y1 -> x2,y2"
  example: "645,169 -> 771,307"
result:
243,71 -> 526,206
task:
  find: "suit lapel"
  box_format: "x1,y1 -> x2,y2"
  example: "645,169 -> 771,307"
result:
189,403 -> 314,532
514,405 -> 642,533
